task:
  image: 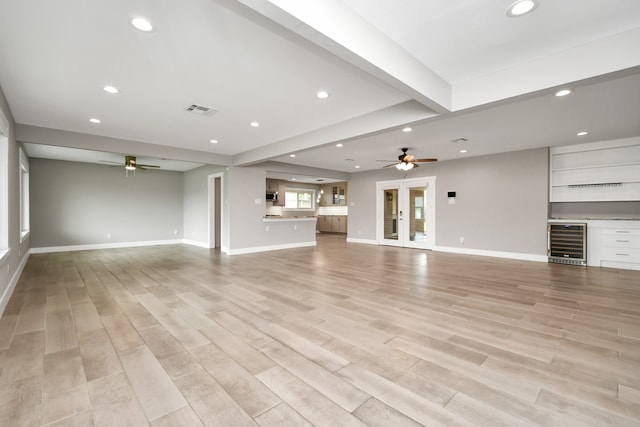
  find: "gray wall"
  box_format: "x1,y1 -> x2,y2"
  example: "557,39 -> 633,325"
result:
348,148 -> 549,256
30,158 -> 184,248
228,166 -> 317,251
0,86 -> 31,316
183,164 -> 227,246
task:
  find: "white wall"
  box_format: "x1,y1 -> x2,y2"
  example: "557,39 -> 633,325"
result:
348,148 -> 549,257
0,87 -> 31,316
30,158 -> 184,248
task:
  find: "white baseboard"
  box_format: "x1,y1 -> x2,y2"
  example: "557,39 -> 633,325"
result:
182,239 -> 212,249
30,239 -> 184,254
346,237 -> 378,245
0,251 -> 30,317
433,245 -> 547,263
228,241 -> 316,255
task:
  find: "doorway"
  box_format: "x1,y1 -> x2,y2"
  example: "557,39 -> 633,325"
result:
208,173 -> 224,250
376,177 -> 436,249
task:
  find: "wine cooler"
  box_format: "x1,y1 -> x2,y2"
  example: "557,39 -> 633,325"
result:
548,222 -> 587,266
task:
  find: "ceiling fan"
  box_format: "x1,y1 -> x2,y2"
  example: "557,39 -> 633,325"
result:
379,148 -> 437,171
101,155 -> 160,175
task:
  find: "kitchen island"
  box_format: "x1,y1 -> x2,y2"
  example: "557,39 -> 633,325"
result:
225,215 -> 318,255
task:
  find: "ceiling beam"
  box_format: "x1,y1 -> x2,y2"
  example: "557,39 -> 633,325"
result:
16,125 -> 232,166
232,100 -> 437,166
234,0 -> 452,113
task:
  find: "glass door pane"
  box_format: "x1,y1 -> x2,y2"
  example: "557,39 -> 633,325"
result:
383,189 -> 398,240
408,186 -> 427,243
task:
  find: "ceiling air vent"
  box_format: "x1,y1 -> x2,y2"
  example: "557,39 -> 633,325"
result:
186,104 -> 217,117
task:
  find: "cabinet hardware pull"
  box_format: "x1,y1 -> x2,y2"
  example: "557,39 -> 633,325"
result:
615,240 -> 629,243
616,253 -> 629,256
615,231 -> 630,233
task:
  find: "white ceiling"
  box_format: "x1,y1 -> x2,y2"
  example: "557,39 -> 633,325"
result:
341,0 -> 640,84
1,0 -> 639,173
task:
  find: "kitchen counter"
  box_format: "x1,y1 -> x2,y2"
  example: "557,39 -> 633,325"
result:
262,216 -> 317,222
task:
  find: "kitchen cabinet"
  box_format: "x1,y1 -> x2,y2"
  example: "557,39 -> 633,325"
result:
331,215 -> 347,233
266,179 -> 286,205
319,182 -> 348,206
318,215 -> 347,234
587,221 -> 640,270
266,179 -> 278,193
318,216 -> 332,232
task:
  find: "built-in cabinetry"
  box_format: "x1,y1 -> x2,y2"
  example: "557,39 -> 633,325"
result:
266,179 -> 278,193
550,138 -> 640,202
319,182 -> 348,206
548,219 -> 640,270
266,179 -> 286,206
587,221 -> 640,271
318,215 -> 347,233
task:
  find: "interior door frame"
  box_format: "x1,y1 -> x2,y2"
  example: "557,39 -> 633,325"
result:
208,172 -> 225,250
377,182 -> 402,247
376,176 -> 436,249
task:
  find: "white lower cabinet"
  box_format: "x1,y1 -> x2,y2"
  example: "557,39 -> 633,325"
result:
587,221 -> 640,270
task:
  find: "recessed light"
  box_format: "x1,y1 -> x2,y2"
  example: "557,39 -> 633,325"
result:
250,122 -> 260,127
336,143 -> 343,148
89,118 -> 101,124
210,139 -> 218,144
316,91 -> 329,99
555,89 -> 571,97
291,178 -> 297,181
507,0 -> 538,17
460,149 -> 468,153
402,127 -> 412,132
131,17 -> 153,32
355,165 -> 361,169
577,131 -> 588,136
103,85 -> 119,94
289,154 -> 296,158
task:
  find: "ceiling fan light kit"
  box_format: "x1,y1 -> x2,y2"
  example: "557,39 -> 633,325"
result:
379,147 -> 437,171
100,155 -> 161,176
395,162 -> 414,171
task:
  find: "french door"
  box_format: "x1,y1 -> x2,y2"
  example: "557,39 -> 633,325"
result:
376,177 -> 435,249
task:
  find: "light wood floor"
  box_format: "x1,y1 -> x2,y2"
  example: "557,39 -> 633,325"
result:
1,234 -> 639,426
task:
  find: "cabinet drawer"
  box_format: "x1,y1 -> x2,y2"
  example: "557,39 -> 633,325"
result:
598,234 -> 640,249
598,246 -> 640,262
600,228 -> 640,237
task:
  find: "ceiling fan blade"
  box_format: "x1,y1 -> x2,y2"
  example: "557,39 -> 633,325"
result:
382,163 -> 399,168
99,160 -> 122,165
137,164 -> 160,168
411,162 -> 420,168
404,154 -> 415,162
413,158 -> 438,162
376,160 -> 397,162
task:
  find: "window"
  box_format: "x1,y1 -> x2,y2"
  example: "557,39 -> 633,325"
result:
19,148 -> 29,242
284,189 -> 315,210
